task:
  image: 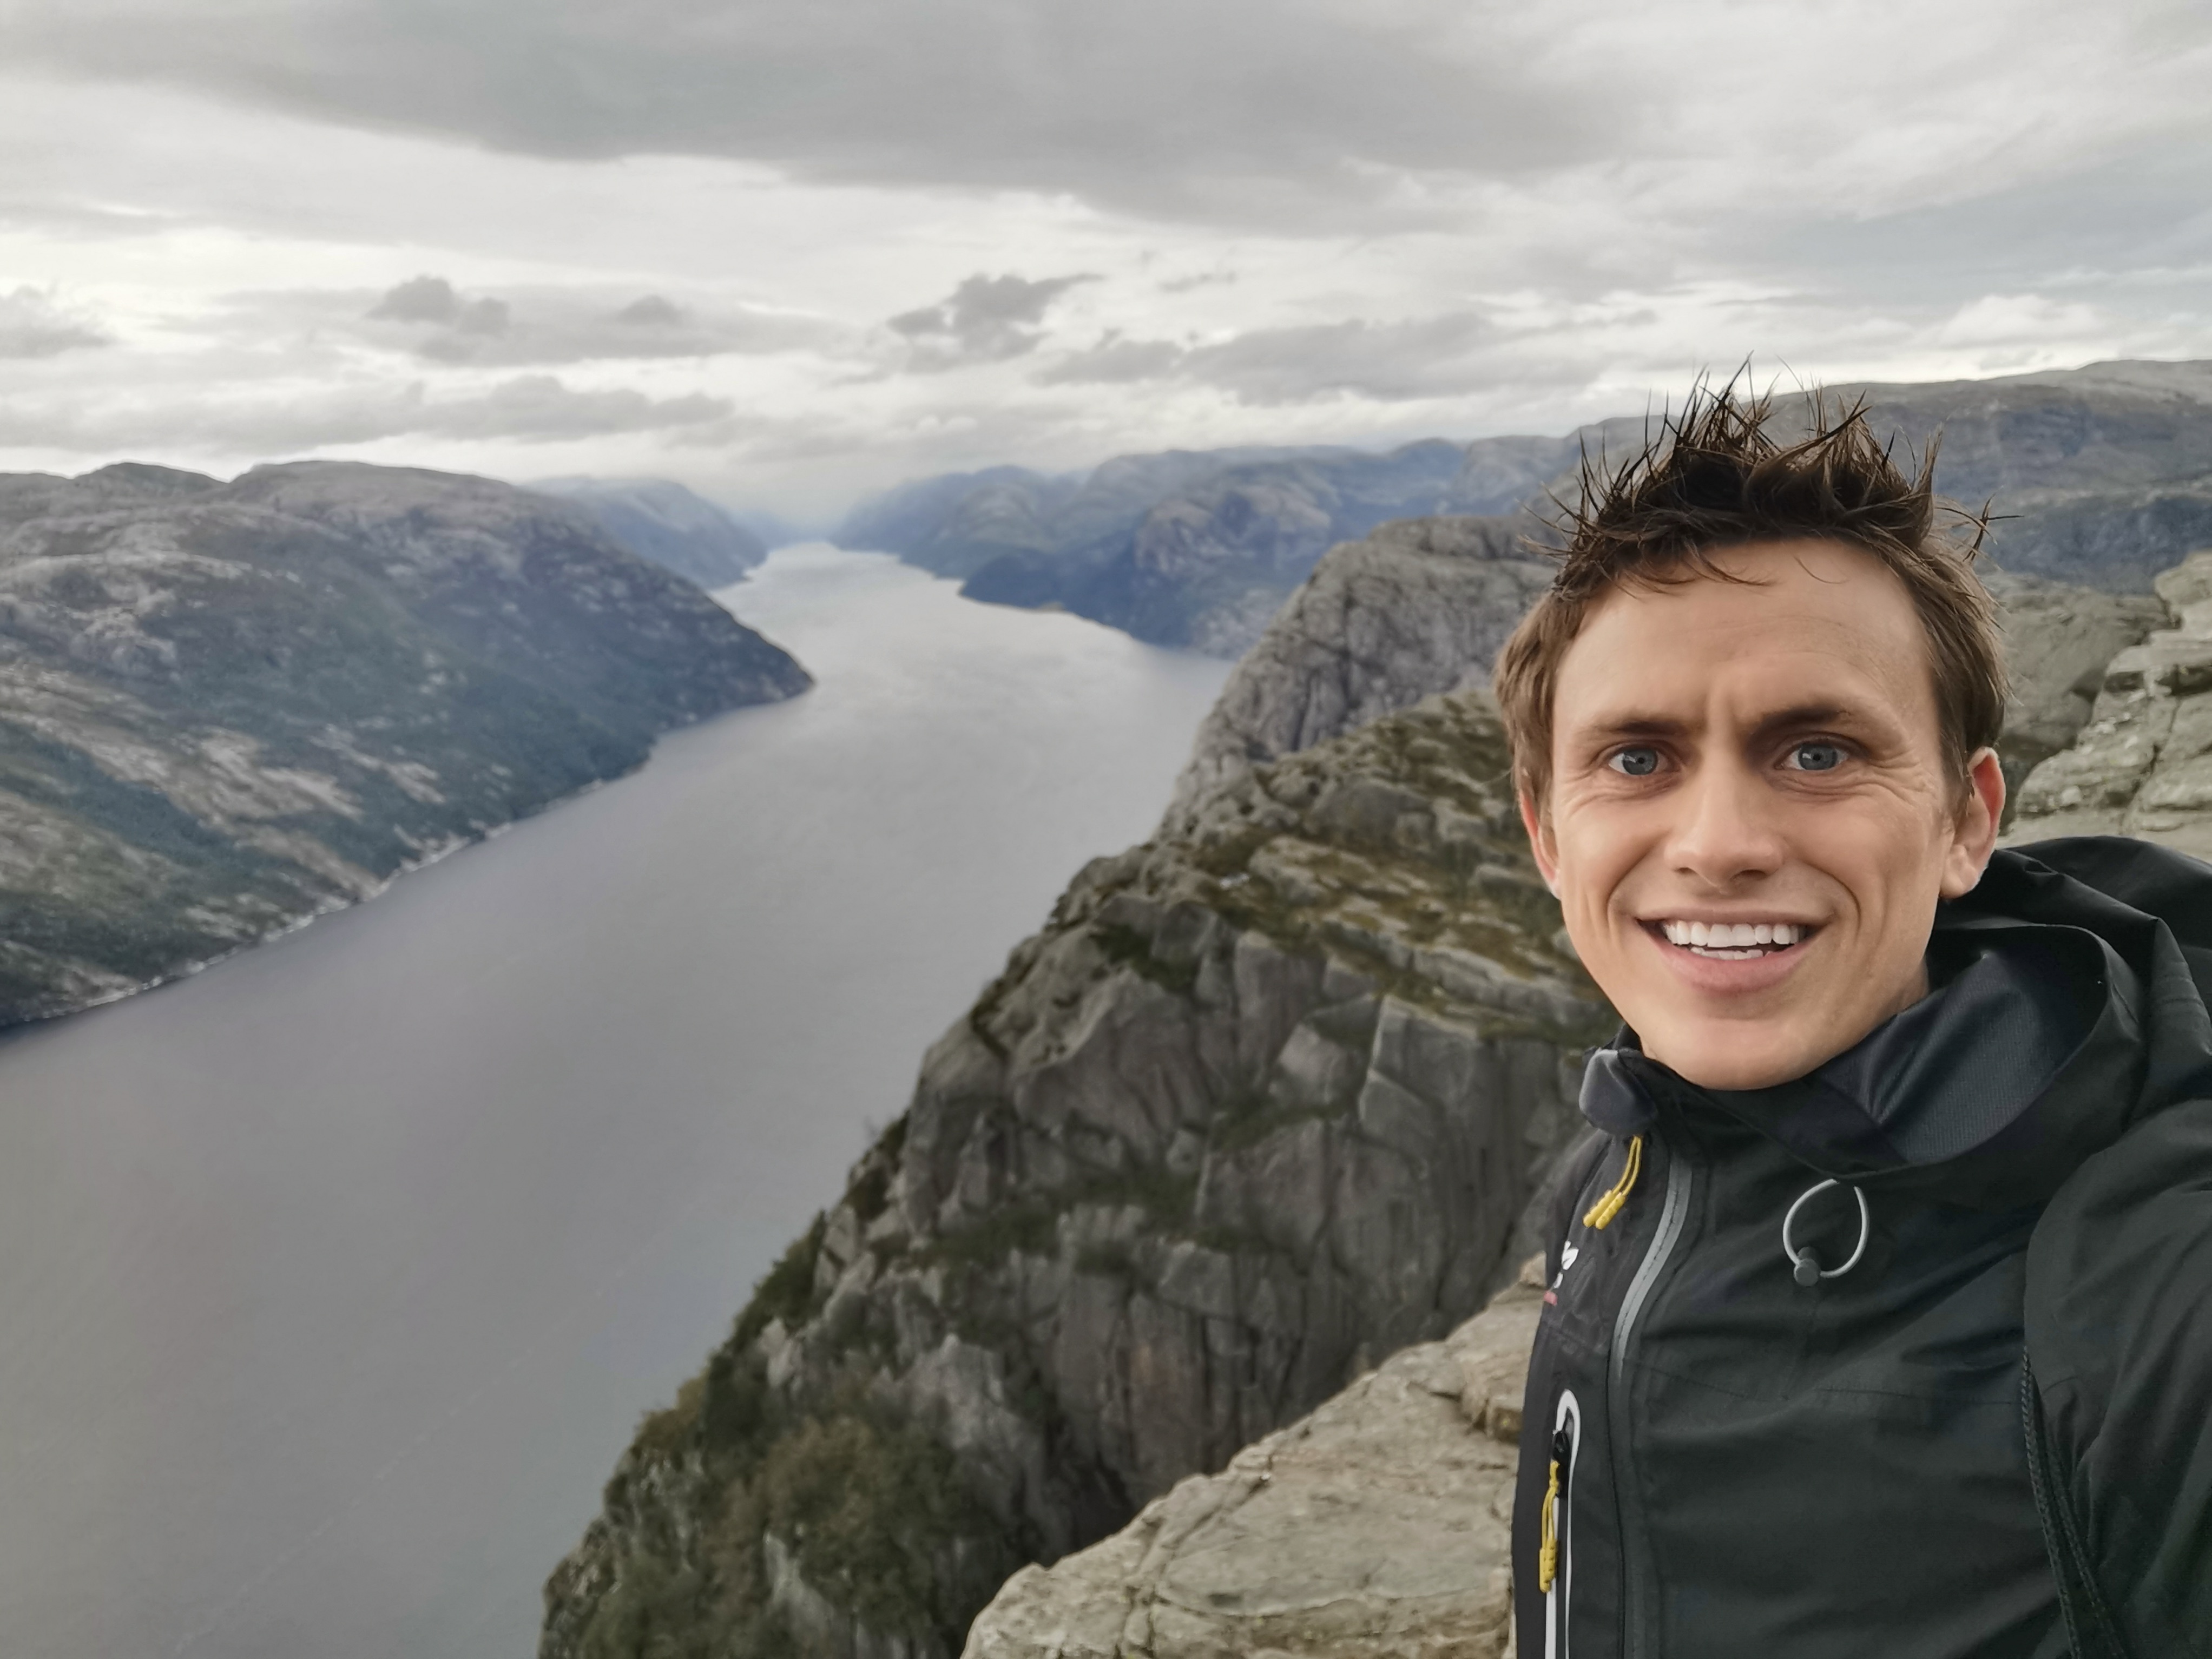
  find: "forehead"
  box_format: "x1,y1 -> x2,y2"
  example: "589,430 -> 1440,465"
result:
1553,539 -> 1937,732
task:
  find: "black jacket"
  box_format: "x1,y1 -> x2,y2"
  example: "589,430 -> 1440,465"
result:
1513,838 -> 2212,1658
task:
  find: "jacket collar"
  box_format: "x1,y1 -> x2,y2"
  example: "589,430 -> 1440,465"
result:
1579,841 -> 2211,1210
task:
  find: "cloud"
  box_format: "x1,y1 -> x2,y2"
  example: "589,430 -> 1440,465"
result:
1028,312 -> 1510,403
1180,314 -> 1502,404
0,287 -> 109,358
0,373 -> 731,453
888,273 -> 1094,371
1033,334 -> 1187,386
3,0 -> 1596,227
368,274 -> 510,333
234,278 -> 837,366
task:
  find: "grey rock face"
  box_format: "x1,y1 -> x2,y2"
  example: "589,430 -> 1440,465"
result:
530,476 -> 771,589
1981,568 -> 2167,804
2009,547 -> 2212,855
963,1266 -> 1543,1659
539,692 -> 1608,1659
0,459 -> 809,1024
1162,516 -> 1550,831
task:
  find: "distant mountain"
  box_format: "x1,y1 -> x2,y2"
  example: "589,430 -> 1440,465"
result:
835,443 -> 1482,657
835,359 -> 2212,660
531,476 -> 770,589
0,460 -> 811,1024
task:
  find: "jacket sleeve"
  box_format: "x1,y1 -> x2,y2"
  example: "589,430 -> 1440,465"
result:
2025,1094 -> 2212,1658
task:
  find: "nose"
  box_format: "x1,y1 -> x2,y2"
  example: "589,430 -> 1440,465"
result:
1667,752 -> 1786,890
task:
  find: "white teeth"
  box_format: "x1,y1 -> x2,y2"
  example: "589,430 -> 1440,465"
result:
1658,920 -> 1806,951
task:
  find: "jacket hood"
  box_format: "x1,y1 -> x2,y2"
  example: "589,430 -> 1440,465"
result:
1581,836 -> 2212,1209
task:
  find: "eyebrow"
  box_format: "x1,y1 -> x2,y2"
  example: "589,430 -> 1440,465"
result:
1578,702 -> 1862,747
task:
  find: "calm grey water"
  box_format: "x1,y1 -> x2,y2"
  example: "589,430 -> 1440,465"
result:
0,545 -> 1229,1659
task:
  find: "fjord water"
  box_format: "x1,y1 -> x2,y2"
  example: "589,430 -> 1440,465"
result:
0,546 -> 1230,1659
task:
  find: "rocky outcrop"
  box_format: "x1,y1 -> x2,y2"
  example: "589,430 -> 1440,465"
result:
539,690 -> 1609,1659
2009,547 -> 2212,855
1161,517 -> 1550,832
963,1262 -> 1543,1659
530,476 -> 771,589
1980,568 -> 2166,805
0,459 -> 809,1023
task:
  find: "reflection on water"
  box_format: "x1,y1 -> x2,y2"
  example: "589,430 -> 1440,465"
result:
0,546 -> 1229,1658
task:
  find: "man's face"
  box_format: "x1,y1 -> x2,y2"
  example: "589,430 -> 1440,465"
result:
1522,538 -> 2004,1091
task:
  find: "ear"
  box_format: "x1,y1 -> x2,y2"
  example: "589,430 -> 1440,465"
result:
1939,746 -> 2006,899
1519,786 -> 1562,898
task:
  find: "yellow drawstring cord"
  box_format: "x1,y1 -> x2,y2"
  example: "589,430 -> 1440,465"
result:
1583,1134 -> 1644,1230
1538,1458 -> 1562,1592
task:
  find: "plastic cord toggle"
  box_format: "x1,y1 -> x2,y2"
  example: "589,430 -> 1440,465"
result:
1781,1179 -> 1871,1287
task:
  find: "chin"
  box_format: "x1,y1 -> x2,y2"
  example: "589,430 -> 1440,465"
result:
1647,1030 -> 1819,1091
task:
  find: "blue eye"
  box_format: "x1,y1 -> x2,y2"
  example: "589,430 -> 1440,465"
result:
1609,747 -> 1661,776
1792,742 -> 1844,772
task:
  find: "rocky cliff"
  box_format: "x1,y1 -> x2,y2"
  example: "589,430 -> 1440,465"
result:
0,459 -> 809,1023
531,476 -> 771,589
2008,545 -> 2212,855
1160,516 -> 1552,832
965,1261 -> 1544,1659
538,684 -> 1610,1659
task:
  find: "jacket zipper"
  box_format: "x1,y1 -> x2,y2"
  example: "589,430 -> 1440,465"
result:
2020,1354 -> 2129,1658
1610,1140 -> 1693,1659
1543,1390 -> 1582,1659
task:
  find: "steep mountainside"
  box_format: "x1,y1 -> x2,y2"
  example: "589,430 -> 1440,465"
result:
0,459 -> 809,1023
967,1264 -> 1543,1659
539,688 -> 1609,1659
1161,515 -> 1551,831
531,477 -> 771,589
834,358 -> 2212,661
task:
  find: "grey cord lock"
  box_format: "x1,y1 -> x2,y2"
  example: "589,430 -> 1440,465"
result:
1782,1179 -> 1871,1287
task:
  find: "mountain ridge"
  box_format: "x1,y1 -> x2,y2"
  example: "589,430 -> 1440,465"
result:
0,458 -> 809,1024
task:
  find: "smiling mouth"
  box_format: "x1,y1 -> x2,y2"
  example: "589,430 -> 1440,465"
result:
1649,919 -> 1814,961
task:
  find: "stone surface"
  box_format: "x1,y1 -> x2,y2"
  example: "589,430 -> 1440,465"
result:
961,1267 -> 1543,1659
540,692 -> 1608,1659
0,459 -> 809,1023
1161,516 -> 1550,831
2009,547 -> 2212,855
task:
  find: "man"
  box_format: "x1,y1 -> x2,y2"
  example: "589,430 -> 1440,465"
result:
1497,385 -> 2212,1658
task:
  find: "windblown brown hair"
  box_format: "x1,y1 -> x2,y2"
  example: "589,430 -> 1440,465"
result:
1493,378 -> 2004,810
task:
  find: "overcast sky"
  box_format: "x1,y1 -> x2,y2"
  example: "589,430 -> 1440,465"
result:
2,0 -> 2208,522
